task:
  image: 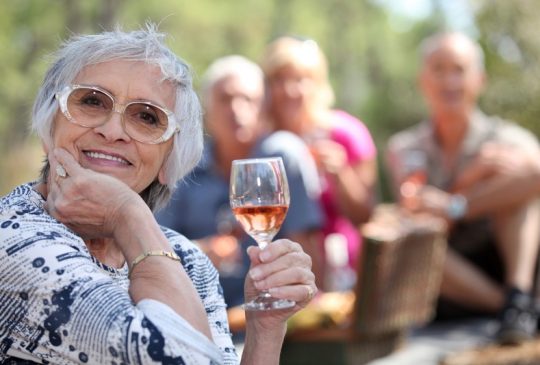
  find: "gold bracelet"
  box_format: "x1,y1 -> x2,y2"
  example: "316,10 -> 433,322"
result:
129,250 -> 181,278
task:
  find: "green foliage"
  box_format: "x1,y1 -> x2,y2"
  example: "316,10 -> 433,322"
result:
1,0 -> 539,196
475,0 -> 540,137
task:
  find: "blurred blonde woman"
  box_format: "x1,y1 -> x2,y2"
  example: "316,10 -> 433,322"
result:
261,36 -> 378,290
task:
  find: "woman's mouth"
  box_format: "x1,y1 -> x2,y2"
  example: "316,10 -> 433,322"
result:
83,151 -> 131,165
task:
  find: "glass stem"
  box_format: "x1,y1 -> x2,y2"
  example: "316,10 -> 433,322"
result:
257,238 -> 271,250
257,238 -> 271,297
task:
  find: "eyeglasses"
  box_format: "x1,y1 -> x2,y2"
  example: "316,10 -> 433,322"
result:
55,84 -> 179,144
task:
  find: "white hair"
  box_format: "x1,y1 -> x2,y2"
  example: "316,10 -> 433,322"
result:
420,31 -> 485,72
32,23 -> 203,211
200,55 -> 263,107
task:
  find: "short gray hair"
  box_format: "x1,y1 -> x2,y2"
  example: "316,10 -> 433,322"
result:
200,55 -> 263,107
419,31 -> 485,72
32,23 -> 203,211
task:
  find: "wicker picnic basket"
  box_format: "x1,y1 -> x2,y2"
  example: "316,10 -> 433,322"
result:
354,204 -> 448,335
281,205 -> 448,365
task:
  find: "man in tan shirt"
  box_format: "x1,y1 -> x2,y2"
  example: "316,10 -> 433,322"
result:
386,32 -> 540,344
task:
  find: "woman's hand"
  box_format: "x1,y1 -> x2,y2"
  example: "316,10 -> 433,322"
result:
46,148 -> 145,240
244,239 -> 317,330
311,139 -> 348,175
239,239 -> 316,364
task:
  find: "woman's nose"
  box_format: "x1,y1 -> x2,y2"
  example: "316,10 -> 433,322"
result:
92,110 -> 131,142
284,80 -> 303,98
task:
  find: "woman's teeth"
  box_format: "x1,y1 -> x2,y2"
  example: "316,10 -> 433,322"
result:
85,151 -> 129,164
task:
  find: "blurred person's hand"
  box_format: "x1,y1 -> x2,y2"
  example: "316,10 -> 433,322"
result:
400,184 -> 457,222
310,138 -> 348,175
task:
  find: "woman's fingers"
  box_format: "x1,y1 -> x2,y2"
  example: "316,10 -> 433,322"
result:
54,148 -> 84,177
258,239 -> 305,262
269,283 -> 317,306
246,239 -> 316,305
248,240 -> 311,278
254,265 -> 315,291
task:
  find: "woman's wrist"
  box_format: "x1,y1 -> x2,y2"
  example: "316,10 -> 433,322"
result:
241,322 -> 287,365
112,201 -> 171,263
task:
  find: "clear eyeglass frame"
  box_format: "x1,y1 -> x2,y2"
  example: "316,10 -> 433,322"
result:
55,84 -> 180,144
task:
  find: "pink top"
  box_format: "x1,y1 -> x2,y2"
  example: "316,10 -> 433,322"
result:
320,110 -> 377,269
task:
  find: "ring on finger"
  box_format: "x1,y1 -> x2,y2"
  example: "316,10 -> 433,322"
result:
306,285 -> 315,301
56,165 -> 67,179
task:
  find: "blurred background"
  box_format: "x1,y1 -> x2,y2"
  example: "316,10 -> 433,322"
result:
1,0 -> 539,198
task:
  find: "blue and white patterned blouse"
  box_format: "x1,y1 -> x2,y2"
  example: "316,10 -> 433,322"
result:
0,182 -> 238,365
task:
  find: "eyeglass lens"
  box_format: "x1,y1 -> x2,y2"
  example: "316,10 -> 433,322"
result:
67,87 -> 169,142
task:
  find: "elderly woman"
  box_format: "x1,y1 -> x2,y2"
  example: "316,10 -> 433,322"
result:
261,36 -> 378,290
0,26 -> 316,364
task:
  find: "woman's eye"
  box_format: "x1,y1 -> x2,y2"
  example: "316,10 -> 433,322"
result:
129,104 -> 164,127
81,96 -> 103,107
134,110 -> 160,126
78,91 -> 110,109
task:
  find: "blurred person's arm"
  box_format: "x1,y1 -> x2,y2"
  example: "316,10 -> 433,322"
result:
312,114 -> 378,225
402,145 -> 540,222
326,154 -> 378,225
452,143 -> 540,219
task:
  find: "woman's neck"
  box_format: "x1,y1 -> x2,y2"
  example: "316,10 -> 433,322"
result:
35,181 -> 48,199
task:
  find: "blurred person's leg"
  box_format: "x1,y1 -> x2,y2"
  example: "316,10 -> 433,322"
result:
436,219 -> 505,320
493,198 -> 540,343
493,198 -> 540,293
439,248 -> 504,315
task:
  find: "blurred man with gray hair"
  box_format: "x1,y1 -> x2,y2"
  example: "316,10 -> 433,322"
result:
386,32 -> 540,344
157,55 -> 323,317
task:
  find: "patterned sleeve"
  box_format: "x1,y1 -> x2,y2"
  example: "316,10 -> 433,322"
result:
162,229 -> 239,365
0,189 -> 236,365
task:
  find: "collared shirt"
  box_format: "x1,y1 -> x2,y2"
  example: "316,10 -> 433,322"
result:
386,110 -> 540,192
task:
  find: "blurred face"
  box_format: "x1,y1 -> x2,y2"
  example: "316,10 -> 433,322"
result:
419,36 -> 485,119
205,74 -> 263,144
266,64 -> 318,129
50,60 -> 175,193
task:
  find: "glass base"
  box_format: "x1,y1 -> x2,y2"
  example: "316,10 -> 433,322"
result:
242,292 -> 296,311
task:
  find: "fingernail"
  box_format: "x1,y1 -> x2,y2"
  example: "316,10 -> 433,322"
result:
250,268 -> 262,280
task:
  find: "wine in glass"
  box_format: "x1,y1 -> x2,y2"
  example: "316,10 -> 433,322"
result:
230,157 -> 295,311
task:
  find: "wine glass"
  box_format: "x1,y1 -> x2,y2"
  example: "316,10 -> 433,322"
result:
229,157 -> 295,311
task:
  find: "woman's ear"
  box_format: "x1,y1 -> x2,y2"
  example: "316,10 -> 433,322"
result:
158,164 -> 168,185
42,140 -> 50,154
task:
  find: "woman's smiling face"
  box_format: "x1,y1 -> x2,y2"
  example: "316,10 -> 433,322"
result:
50,60 -> 176,193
